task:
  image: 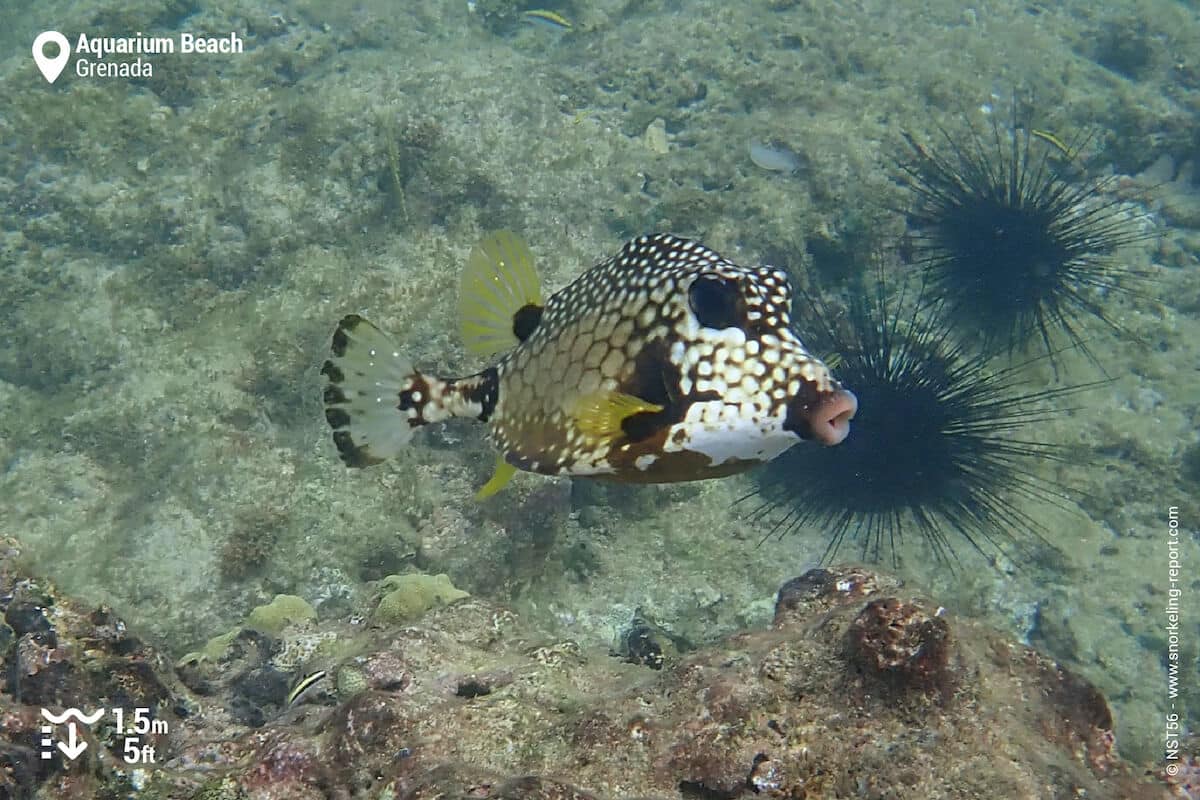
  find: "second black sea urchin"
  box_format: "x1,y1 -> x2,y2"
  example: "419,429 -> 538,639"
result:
741,275 -> 1093,566
899,117 -> 1148,364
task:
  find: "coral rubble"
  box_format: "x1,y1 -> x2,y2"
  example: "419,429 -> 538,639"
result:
0,540 -> 1170,799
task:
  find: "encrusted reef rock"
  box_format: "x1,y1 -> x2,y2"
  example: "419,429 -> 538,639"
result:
0,537 -> 192,799
371,572 -> 470,625
0,538 -> 1173,799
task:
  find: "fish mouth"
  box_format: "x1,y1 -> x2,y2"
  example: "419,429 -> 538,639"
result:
785,387 -> 858,446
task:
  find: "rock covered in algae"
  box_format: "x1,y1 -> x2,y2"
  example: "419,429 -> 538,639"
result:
371,571 -> 469,624
0,537 -> 1176,799
244,594 -> 317,636
0,537 -> 190,799
190,593 -> 320,663
176,596 -> 349,729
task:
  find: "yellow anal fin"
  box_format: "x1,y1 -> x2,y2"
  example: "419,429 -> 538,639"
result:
573,391 -> 664,444
458,231 -> 544,359
475,454 -> 518,500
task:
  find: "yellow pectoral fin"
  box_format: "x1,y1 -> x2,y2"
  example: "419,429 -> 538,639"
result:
458,231 -> 544,359
573,390 -> 664,444
475,454 -> 518,500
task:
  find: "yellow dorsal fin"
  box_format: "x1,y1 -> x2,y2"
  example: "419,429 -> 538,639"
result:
458,231 -> 543,359
573,390 -> 664,444
475,454 -> 518,500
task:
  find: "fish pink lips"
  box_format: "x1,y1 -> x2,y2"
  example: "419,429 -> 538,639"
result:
789,388 -> 858,446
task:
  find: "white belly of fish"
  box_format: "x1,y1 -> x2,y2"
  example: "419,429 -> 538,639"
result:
659,400 -> 794,468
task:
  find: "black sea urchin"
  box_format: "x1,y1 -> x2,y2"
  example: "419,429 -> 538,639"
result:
742,275 -> 1093,565
899,118 -> 1148,365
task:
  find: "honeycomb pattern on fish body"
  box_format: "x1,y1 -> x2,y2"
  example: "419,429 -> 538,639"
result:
485,235 -> 838,481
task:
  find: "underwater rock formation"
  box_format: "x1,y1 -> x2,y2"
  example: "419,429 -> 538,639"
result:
0,538 -> 1174,799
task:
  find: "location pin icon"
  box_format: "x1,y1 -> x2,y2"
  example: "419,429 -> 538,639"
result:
32,31 -> 70,84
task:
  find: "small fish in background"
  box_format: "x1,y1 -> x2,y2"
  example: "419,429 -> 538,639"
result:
286,669 -> 329,708
1028,128 -> 1074,160
748,140 -> 806,175
1026,127 -> 1089,182
522,9 -> 573,32
321,232 -> 857,497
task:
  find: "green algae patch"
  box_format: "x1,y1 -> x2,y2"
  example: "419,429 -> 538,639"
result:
193,629 -> 239,663
245,594 -> 317,635
182,594 -> 319,664
334,664 -> 370,700
190,776 -> 246,800
373,573 -> 468,624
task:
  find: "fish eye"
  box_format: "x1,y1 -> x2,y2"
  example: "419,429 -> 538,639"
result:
688,276 -> 741,329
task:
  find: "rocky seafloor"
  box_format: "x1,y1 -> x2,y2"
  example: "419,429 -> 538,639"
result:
0,538 -> 1184,799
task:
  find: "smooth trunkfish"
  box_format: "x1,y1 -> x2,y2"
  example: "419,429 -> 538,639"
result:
321,232 -> 857,497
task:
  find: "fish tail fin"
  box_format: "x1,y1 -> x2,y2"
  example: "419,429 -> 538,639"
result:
321,314 -> 422,468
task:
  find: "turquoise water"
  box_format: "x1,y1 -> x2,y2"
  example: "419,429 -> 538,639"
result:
1,0 -> 1197,781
